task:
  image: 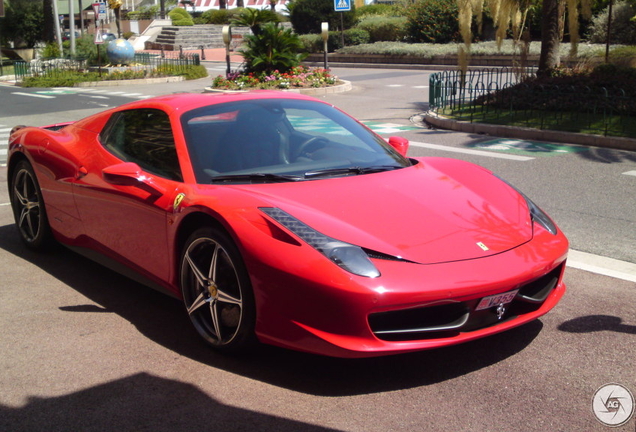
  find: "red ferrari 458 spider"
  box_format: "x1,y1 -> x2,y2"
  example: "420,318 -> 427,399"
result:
7,91 -> 568,358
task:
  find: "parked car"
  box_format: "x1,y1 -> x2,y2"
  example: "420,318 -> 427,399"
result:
7,91 -> 568,358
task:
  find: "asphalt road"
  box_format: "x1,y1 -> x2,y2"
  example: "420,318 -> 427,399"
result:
1,65 -> 635,431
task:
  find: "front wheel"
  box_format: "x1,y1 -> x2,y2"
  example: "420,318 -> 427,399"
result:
10,160 -> 53,250
180,226 -> 256,353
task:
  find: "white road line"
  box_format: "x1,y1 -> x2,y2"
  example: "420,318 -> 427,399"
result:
12,92 -> 56,99
567,250 -> 636,283
409,141 -> 535,161
79,95 -> 110,99
387,84 -> 404,88
413,86 -> 429,89
623,170 -> 636,177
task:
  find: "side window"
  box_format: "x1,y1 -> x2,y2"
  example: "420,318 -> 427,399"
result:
100,108 -> 183,181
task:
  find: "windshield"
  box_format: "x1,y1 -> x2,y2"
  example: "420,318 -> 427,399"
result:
181,98 -> 411,183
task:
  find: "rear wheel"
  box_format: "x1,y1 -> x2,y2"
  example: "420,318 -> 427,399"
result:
11,160 -> 53,250
180,226 -> 256,353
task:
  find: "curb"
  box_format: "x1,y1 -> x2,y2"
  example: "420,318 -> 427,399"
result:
419,112 -> 636,152
74,76 -> 185,87
203,80 -> 352,96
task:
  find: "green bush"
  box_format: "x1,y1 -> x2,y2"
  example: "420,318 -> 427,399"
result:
356,16 -> 407,42
169,7 -> 194,26
587,1 -> 636,44
288,0 -> 356,35
40,42 -> 61,59
298,34 -> 323,53
355,3 -> 398,19
404,0 -> 460,43
240,23 -> 307,73
201,8 -> 230,24
325,29 -> 370,51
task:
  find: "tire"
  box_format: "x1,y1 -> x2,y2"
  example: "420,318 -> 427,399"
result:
180,226 -> 256,353
10,160 -> 53,250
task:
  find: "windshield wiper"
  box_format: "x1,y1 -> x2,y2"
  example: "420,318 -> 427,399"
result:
304,165 -> 402,179
210,173 -> 302,184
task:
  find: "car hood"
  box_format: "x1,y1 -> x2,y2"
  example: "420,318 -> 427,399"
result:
232,158 -> 533,265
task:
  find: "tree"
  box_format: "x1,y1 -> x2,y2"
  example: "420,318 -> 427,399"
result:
240,23 -> 307,73
287,0 -> 356,35
456,0 -> 593,75
2,0 -> 44,47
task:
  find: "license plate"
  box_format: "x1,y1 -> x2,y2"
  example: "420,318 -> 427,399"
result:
476,290 -> 519,311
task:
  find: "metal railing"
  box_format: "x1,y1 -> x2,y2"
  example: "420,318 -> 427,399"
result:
14,52 -> 200,81
429,68 -> 635,138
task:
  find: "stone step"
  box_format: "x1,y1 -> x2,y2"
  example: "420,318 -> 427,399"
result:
148,24 -> 251,51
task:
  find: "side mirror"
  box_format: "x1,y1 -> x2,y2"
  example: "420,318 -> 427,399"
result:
388,136 -> 409,157
103,162 -> 166,195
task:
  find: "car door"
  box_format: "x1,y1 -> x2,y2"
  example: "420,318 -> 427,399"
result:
72,108 -> 183,284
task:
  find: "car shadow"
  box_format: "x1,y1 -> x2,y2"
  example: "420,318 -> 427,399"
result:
0,372 -> 343,432
558,315 -> 636,335
0,224 -> 542,397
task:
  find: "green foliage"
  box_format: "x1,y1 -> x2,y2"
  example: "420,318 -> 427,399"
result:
1,0 -> 44,48
201,8 -> 230,24
61,35 -> 108,65
356,16 -> 408,42
122,31 -> 136,39
298,34 -> 324,53
587,1 -> 636,44
21,63 -> 207,87
240,23 -> 308,74
404,0 -> 460,43
231,7 -> 279,34
327,29 -> 371,50
156,64 -> 208,80
169,7 -> 194,26
355,3 -> 398,19
288,0 -> 356,35
40,42 -> 61,59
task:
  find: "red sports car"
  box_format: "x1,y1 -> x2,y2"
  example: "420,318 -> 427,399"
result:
7,91 -> 568,358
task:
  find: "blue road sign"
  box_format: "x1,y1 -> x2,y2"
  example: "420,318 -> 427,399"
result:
334,0 -> 350,12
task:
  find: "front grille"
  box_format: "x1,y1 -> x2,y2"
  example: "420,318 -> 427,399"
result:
369,263 -> 564,342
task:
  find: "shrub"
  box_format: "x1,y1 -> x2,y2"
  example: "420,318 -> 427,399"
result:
288,0 -> 356,35
40,42 -> 61,59
404,0 -> 460,43
356,16 -> 408,42
201,9 -> 230,24
240,23 -> 307,73
169,7 -> 194,26
355,3 -> 398,19
298,34 -> 323,53
326,28 -> 370,50
587,1 -> 636,44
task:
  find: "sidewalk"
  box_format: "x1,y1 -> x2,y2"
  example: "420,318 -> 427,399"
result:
141,47 -> 245,64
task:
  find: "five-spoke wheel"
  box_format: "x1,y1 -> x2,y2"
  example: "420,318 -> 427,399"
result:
180,227 -> 255,352
11,160 -> 52,249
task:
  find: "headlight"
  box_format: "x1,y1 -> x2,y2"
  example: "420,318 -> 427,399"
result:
497,177 -> 557,235
260,207 -> 381,278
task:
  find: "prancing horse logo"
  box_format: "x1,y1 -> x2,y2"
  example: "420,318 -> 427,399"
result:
495,303 -> 506,320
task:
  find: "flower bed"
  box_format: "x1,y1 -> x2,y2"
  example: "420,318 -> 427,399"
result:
211,66 -> 339,90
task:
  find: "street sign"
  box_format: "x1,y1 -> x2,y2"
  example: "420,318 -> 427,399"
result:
334,0 -> 350,12
94,31 -> 104,44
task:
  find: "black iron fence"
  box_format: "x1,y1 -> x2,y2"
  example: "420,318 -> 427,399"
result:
14,52 -> 200,81
429,68 -> 635,138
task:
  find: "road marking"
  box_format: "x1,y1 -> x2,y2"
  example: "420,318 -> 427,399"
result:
410,141 -> 535,161
79,95 -> 110,99
469,138 -> 588,157
567,250 -> 636,283
387,84 -> 404,88
11,92 -> 56,99
623,170 -> 636,177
